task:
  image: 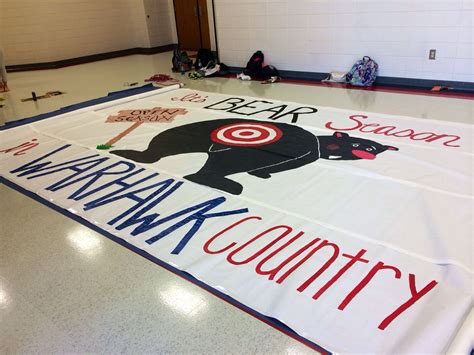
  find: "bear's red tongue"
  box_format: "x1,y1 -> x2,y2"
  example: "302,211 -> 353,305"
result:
352,149 -> 376,160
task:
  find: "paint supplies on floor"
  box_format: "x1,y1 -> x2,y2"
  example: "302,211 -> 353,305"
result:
21,90 -> 64,102
188,71 -> 204,80
144,74 -> 180,86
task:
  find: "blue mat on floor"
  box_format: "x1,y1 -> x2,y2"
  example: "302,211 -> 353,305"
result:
1,83 -> 158,131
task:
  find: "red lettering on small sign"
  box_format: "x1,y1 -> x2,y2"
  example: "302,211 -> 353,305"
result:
99,107 -> 188,148
106,107 -> 188,123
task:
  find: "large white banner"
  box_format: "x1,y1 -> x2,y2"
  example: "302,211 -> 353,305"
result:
1,86 -> 472,353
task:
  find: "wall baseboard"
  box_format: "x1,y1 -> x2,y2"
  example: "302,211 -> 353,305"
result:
6,44 -> 178,72
229,66 -> 474,93
374,76 -> 473,91
6,51 -> 473,94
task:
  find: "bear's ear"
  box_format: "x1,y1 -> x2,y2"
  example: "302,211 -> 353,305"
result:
333,132 -> 349,138
385,145 -> 399,151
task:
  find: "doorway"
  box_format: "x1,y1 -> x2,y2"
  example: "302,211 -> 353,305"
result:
173,0 -> 213,51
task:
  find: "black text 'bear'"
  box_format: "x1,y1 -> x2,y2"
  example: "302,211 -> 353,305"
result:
111,119 -> 398,195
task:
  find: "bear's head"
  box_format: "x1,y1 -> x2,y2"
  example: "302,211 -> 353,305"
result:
318,132 -> 398,160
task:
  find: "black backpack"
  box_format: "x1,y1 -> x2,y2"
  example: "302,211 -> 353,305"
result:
172,48 -> 193,72
243,50 -> 264,76
194,48 -> 215,70
260,65 -> 279,80
217,62 -> 230,76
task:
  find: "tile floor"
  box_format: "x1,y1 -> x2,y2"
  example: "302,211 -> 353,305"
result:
0,52 -> 472,353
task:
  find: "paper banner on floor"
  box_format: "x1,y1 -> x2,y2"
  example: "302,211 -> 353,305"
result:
1,86 -> 472,354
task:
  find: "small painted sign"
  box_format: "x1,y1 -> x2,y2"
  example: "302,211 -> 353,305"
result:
97,107 -> 187,149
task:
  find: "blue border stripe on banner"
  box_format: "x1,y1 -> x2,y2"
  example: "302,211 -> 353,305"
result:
0,87 -> 331,354
1,176 -> 331,354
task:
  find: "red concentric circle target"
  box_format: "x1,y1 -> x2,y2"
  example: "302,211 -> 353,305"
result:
210,122 -> 283,147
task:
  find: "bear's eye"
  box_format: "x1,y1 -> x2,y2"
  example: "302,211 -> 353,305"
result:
366,147 -> 373,152
352,143 -> 360,147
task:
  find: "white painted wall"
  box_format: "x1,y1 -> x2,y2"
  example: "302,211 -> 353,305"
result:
0,0 -> 177,65
215,0 -> 473,82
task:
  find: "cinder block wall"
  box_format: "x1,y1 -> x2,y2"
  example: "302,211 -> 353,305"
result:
214,0 -> 473,82
0,0 -> 176,65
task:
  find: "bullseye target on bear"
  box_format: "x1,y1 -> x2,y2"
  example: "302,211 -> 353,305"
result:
210,122 -> 283,147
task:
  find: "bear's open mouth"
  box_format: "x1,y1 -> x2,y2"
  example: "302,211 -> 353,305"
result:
352,149 -> 376,160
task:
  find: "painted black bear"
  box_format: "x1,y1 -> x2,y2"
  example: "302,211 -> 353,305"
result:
111,118 -> 398,195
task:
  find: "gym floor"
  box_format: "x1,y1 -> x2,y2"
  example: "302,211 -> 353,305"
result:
0,51 -> 472,353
